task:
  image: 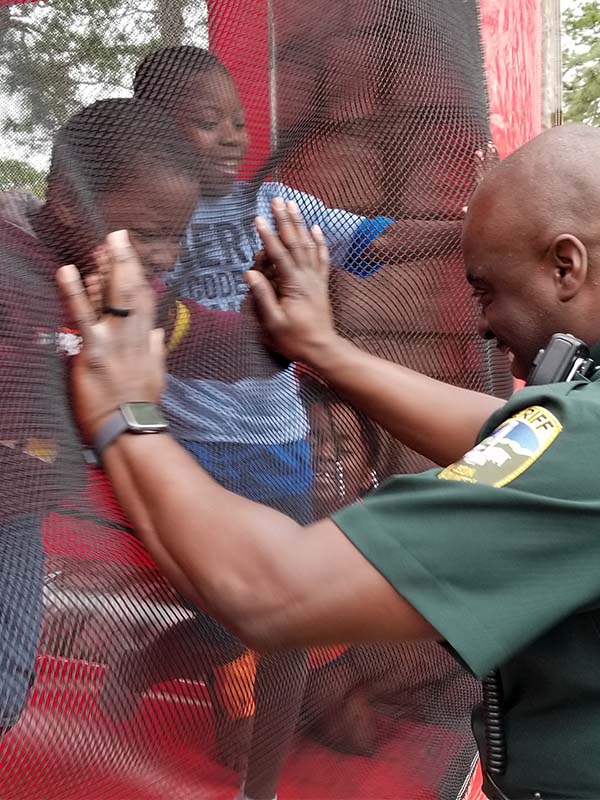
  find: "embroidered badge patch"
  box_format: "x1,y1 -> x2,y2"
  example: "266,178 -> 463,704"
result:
438,405 -> 562,487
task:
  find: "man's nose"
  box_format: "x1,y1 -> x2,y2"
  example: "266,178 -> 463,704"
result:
220,119 -> 244,145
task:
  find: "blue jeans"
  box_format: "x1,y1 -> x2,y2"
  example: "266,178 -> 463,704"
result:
184,439 -> 314,524
0,515 -> 44,730
181,440 -> 313,643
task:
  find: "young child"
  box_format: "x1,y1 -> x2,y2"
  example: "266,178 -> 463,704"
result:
129,45 -> 391,800
131,44 -> 469,800
133,46 -> 407,520
0,95 -> 264,746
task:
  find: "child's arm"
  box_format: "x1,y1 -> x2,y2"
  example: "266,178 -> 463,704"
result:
264,184 -> 462,278
354,217 -> 463,270
165,297 -> 287,382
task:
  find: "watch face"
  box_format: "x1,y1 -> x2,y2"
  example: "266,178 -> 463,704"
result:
121,402 -> 168,430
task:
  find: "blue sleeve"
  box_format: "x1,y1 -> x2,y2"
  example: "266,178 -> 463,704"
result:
343,216 -> 394,278
258,183 -> 393,277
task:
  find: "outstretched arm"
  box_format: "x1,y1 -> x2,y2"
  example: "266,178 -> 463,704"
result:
290,336 -> 504,467
364,218 -> 463,266
358,143 -> 498,269
248,199 -> 505,467
103,431 -> 437,651
269,183 -> 461,277
56,232 -> 437,652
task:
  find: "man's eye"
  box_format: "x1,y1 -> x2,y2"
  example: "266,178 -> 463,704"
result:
196,121 -> 217,131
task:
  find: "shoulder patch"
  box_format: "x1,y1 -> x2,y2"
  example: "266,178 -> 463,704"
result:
438,405 -> 562,487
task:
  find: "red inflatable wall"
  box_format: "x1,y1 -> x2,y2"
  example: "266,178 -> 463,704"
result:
480,0 -> 543,158
207,0 -> 544,163
206,0 -> 271,178
0,0 -> 544,162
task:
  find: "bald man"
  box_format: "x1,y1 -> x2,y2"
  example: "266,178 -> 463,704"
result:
58,123 -> 600,800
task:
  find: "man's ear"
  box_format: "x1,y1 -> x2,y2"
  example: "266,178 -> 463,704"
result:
550,234 -> 588,301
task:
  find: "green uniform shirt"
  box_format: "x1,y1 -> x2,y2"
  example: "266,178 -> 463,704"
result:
333,357 -> 600,800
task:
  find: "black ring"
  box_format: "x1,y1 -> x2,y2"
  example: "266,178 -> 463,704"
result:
103,305 -> 132,318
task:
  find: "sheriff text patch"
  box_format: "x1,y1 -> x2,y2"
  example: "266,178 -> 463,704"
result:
438,405 -> 562,487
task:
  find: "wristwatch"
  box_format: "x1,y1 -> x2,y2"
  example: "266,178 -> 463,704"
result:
94,402 -> 169,459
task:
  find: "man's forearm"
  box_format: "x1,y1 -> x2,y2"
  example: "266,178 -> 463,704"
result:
102,434 -> 304,642
102,432 -> 437,652
100,451 -> 203,605
306,336 -> 506,466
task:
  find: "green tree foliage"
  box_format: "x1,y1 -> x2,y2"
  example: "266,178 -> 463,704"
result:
0,158 -> 46,196
563,1 -> 600,124
0,0 -> 207,192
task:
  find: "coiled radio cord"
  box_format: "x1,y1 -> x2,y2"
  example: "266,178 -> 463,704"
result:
482,669 -> 507,776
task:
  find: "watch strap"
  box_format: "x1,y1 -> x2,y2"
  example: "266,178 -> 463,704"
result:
94,409 -> 129,458
93,404 -> 169,460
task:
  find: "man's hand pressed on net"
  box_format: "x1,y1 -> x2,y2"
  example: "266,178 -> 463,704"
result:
247,198 -> 335,365
57,230 -> 165,443
248,199 -> 503,467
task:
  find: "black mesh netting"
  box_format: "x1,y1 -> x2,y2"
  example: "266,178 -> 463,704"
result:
0,1 -> 514,798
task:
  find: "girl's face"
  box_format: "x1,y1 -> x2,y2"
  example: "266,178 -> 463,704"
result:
175,68 -> 249,197
311,402 -> 376,516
